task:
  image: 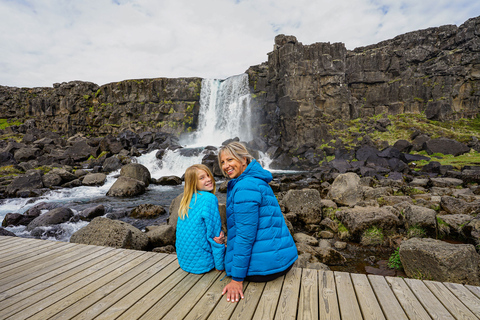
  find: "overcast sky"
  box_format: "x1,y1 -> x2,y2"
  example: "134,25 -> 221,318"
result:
1,0 -> 479,88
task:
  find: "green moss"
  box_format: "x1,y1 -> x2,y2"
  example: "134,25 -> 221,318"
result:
361,226 -> 384,246
83,95 -> 90,100
407,225 -> 427,238
0,119 -> 23,130
95,89 -> 102,97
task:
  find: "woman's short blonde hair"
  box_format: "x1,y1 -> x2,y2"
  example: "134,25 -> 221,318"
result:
178,164 -> 216,219
217,142 -> 254,177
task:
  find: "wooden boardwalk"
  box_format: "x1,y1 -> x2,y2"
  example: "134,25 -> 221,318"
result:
1,236 -> 480,320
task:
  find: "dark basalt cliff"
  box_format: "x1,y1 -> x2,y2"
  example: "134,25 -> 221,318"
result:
247,16 -> 480,151
1,16 -> 480,153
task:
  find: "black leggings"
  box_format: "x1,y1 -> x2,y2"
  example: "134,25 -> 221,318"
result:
244,263 -> 294,282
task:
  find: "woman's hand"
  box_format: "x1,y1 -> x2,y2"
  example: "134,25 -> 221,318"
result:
222,280 -> 244,303
213,231 -> 225,244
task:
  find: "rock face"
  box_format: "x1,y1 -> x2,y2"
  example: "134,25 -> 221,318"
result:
399,238 -> 480,285
70,217 -> 149,250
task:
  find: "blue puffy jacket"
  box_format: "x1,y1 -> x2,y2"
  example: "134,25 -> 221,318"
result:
176,191 -> 225,274
225,159 -> 298,281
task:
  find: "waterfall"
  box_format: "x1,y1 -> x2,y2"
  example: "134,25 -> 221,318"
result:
188,73 -> 252,147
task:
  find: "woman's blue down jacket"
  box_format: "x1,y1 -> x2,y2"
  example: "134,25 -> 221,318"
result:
225,159 -> 298,281
176,191 -> 225,274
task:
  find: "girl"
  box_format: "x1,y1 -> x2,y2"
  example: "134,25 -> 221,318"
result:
175,164 -> 225,274
218,142 -> 297,303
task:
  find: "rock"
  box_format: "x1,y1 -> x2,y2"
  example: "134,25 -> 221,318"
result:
399,238 -> 480,285
424,138 -> 470,156
0,228 -> 16,236
82,173 -> 107,186
14,147 -> 42,162
49,168 -> 77,183
156,176 -> 182,186
120,163 -> 151,187
403,205 -> 437,231
79,205 -> 105,221
335,206 -> 399,238
328,172 -> 362,206
294,253 -> 330,270
70,217 -> 148,250
293,233 -> 319,246
282,189 -> 323,225
145,224 -> 176,247
42,172 -> 63,188
437,214 -> 474,235
2,211 -> 40,227
130,204 -> 166,219
5,170 -> 44,197
26,207 -> 74,231
65,140 -> 98,161
440,196 -> 480,215
103,156 -> 122,172
152,245 -> 176,254
168,193 -> 183,229
106,176 -> 146,197
429,177 -> 463,188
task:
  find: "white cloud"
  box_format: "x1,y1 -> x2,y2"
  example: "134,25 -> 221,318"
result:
0,0 -> 479,87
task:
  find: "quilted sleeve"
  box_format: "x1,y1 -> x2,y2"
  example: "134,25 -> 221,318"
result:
203,194 -> 225,271
231,180 -> 261,281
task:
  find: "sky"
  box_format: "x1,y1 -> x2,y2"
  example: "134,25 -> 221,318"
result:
1,0 -> 480,88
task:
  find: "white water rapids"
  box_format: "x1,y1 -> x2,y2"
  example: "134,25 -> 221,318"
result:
0,73 -> 273,240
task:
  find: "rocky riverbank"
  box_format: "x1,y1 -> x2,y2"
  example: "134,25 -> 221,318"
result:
1,117 -> 480,285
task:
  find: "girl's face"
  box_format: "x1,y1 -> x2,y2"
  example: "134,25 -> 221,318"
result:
196,169 -> 214,191
220,151 -> 247,179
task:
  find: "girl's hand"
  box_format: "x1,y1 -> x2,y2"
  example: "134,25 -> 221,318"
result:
222,280 -> 244,303
213,231 -> 225,244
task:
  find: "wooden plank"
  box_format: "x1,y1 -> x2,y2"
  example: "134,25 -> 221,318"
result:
318,270 -> 340,320
116,267 -> 189,320
423,280 -> 478,320
28,251 -> 151,320
182,272 -> 228,320
229,281 -> 266,320
0,248 -> 120,310
466,285 -> 480,299
351,273 -> 386,320
161,270 -> 223,320
386,277 -> 432,320
251,275 -> 285,320
404,278 -> 455,319
297,268 -> 318,320
368,275 -> 408,320
70,253 -> 175,320
0,249 -> 137,319
48,252 -> 167,320
275,267 -> 302,320
334,271 -> 363,319
139,272 -> 204,320
0,243 -> 102,291
0,240 -> 64,271
206,281 -> 250,320
94,259 -> 181,320
0,237 -> 43,256
444,282 -> 480,317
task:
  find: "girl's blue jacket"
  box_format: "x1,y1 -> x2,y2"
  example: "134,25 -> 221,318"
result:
225,160 -> 298,281
176,191 -> 225,274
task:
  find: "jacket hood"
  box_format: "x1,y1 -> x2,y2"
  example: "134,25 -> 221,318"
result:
230,159 -> 272,185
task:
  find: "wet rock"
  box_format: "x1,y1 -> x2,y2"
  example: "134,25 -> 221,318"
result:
82,173 -> 107,186
120,163 -> 151,187
26,207 -> 74,231
5,170 -> 44,197
130,204 -> 166,219
399,238 -> 480,285
70,217 -> 148,250
102,156 -> 122,173
156,176 -> 182,186
106,176 -> 146,197
79,204 -> 106,221
0,228 -> 16,236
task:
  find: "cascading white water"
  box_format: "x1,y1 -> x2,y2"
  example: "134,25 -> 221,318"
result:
188,73 -> 252,147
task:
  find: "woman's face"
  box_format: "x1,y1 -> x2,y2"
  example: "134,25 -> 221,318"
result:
220,151 -> 247,179
196,169 -> 214,191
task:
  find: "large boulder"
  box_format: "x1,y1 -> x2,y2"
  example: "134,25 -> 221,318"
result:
335,206 -> 399,238
106,176 -> 146,197
423,138 -> 470,156
5,170 -> 44,197
403,205 -> 437,231
82,173 -> 107,186
26,207 -> 74,231
327,172 -> 363,206
440,196 -> 480,215
130,204 -> 166,219
399,238 -> 480,285
145,224 -> 176,247
102,156 -> 122,172
70,217 -> 149,250
120,163 -> 151,187
78,204 -> 106,221
282,189 -> 323,225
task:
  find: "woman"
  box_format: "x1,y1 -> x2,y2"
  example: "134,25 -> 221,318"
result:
218,142 -> 298,303
175,164 -> 225,274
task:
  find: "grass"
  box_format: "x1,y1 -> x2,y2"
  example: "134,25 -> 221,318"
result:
361,226 -> 384,246
0,119 -> 23,130
387,247 -> 403,270
407,225 -> 427,238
